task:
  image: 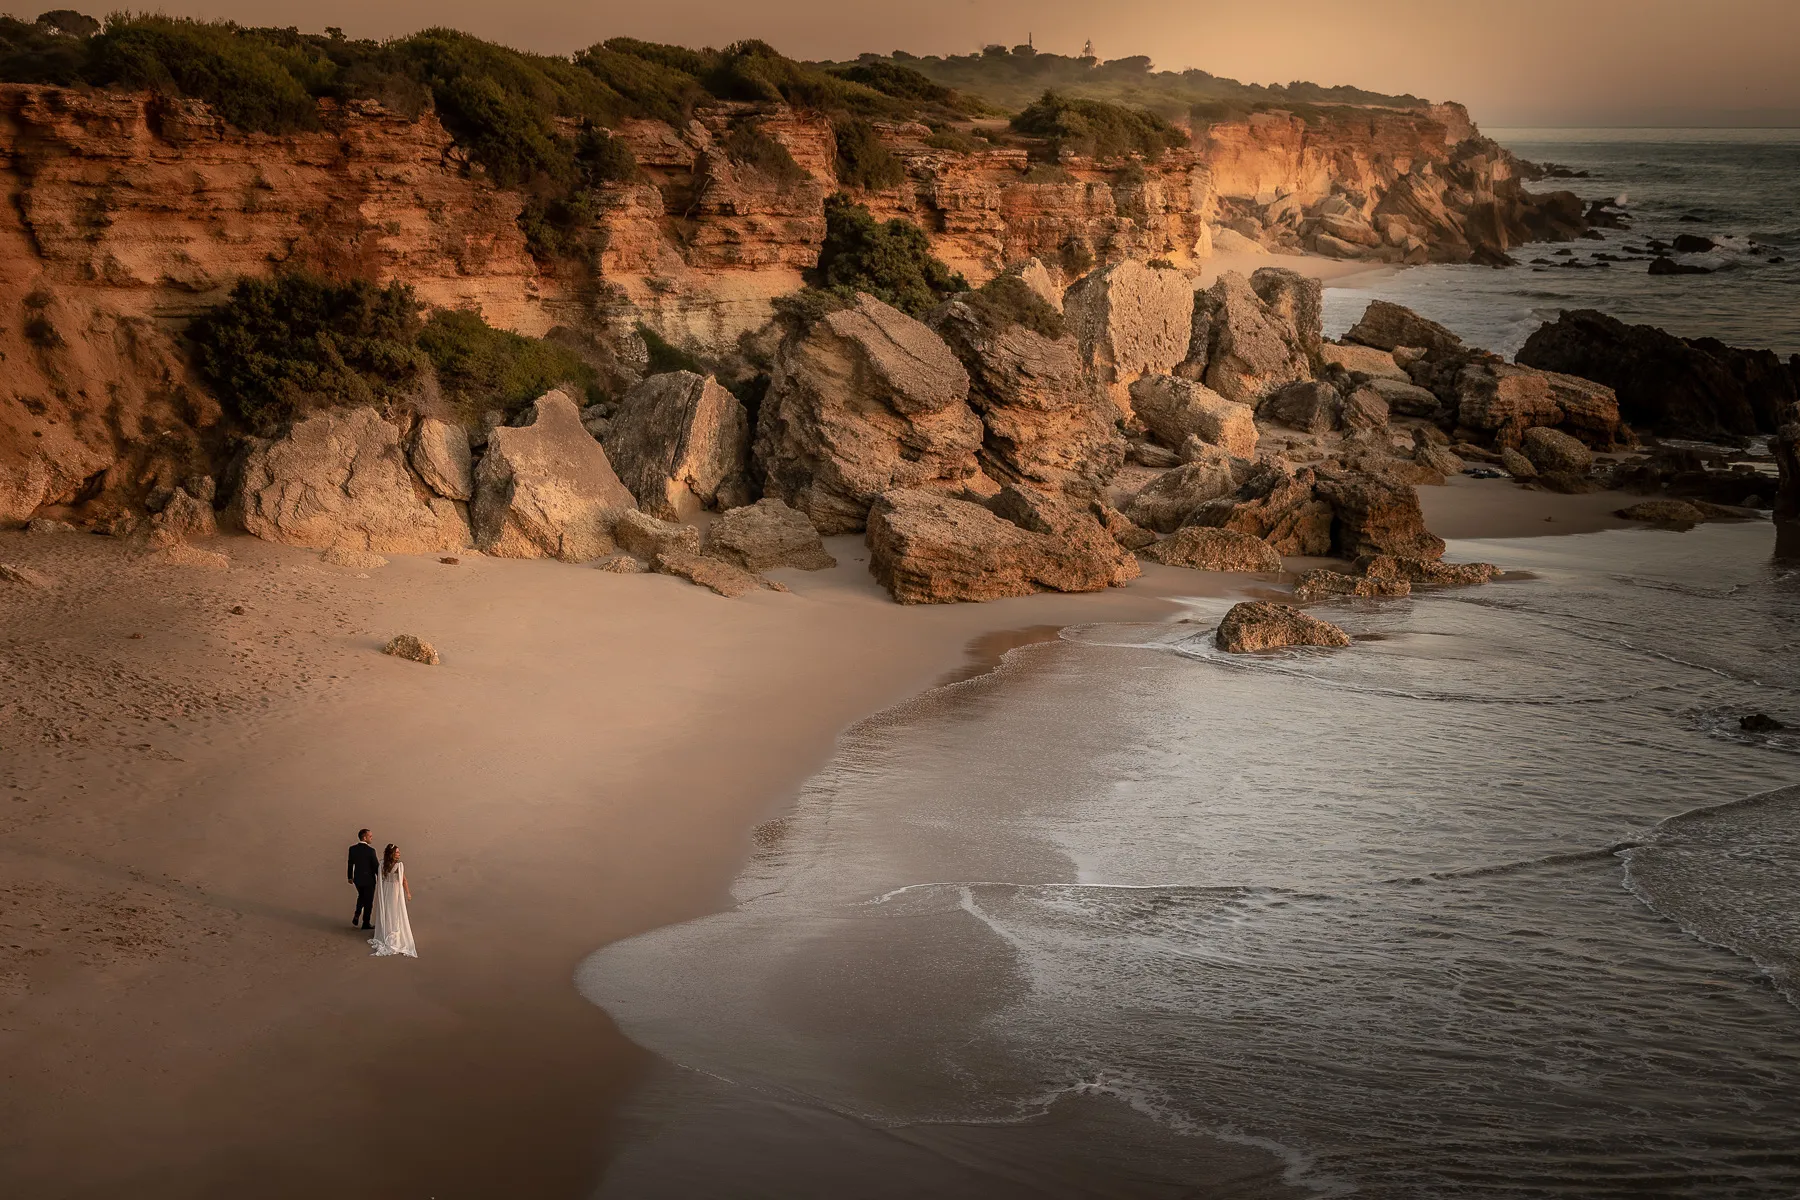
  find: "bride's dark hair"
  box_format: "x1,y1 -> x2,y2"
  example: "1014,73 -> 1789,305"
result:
382,844 -> 400,875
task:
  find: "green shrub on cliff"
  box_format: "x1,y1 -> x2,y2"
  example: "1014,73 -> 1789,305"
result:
832,118 -> 906,191
85,16 -> 330,133
192,273 -> 595,430
1010,91 -> 1187,161
964,273 -> 1067,341
811,194 -> 965,317
191,274 -> 425,431
723,119 -> 809,185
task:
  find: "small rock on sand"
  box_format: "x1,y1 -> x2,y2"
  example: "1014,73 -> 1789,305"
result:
26,518 -> 78,535
1293,569 -> 1411,602
383,634 -> 439,665
1617,499 -> 1705,525
146,544 -> 230,571
652,550 -> 781,598
593,553 -> 647,574
1216,601 -> 1351,653
321,545 -> 390,570
1141,527 -> 1282,572
0,563 -> 52,587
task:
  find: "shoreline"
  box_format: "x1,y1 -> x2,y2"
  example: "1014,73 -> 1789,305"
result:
0,486 -> 1760,1196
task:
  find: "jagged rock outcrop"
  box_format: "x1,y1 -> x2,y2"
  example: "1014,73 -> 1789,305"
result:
1313,467 -> 1445,561
1260,381 -> 1341,434
1293,569 -> 1411,601
409,419 -> 475,501
603,371 -> 752,520
613,510 -> 703,559
1320,342 -> 1408,380
705,498 -> 836,571
1359,555 -> 1498,586
1345,301 -> 1465,355
1180,271 -> 1312,405
928,292 -> 1125,493
1517,309 -> 1800,440
1188,463 -> 1336,556
1215,601 -> 1351,653
1445,361 -> 1622,449
755,294 -> 982,534
232,407 -> 471,553
1063,260 -> 1195,413
1124,452 -> 1243,533
651,549 -> 782,597
866,486 -> 1138,604
1128,375 -> 1259,459
1141,527 -> 1282,572
151,487 -> 217,540
472,391 -> 637,561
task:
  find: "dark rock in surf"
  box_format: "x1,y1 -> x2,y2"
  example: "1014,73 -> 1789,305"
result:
1740,713 -> 1786,733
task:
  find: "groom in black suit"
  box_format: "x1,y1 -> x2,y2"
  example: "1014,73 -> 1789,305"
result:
348,829 -> 379,930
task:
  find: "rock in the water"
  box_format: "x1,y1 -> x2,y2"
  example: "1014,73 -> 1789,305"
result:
1360,555 -> 1498,586
928,291 -> 1125,493
1518,309 -> 1800,440
1293,569 -> 1412,601
1741,713 -> 1786,733
603,371 -> 752,520
1141,527 -> 1282,572
866,488 -> 1138,604
1181,271 -> 1312,405
1617,499 -> 1705,525
409,418 -> 474,501
756,294 -> 982,534
321,545 -> 388,569
651,550 -> 778,598
593,553 -> 648,574
1319,342 -> 1409,380
1344,300 -> 1464,355
383,634 -> 439,665
0,563 -> 51,587
1260,381 -> 1341,435
705,498 -> 836,572
234,407 -> 471,554
1124,453 -> 1242,533
1063,259 -> 1196,412
1499,447 -> 1538,479
1520,426 -> 1594,474
473,390 -> 637,561
613,509 -> 702,560
1215,601 -> 1351,653
1128,375 -> 1258,459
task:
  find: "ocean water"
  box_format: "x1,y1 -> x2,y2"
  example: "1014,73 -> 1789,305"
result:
581,523 -> 1800,1198
1321,128 -> 1800,358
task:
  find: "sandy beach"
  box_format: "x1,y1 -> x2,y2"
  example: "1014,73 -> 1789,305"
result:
0,476 -> 1672,1197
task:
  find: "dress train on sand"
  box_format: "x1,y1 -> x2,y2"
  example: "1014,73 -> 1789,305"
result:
369,862 -> 417,958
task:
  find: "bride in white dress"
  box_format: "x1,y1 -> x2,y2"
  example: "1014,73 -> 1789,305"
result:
369,843 -> 417,958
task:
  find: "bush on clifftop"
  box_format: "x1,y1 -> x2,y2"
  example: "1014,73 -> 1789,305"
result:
1010,90 -> 1188,161
808,194 -> 966,317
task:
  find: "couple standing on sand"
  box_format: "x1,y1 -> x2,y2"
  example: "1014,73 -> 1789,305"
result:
347,829 -> 417,958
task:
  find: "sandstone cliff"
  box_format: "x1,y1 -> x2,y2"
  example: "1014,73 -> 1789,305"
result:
0,82 -> 1576,527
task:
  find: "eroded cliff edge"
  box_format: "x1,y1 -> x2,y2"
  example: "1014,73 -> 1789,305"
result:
1,82 -> 1576,525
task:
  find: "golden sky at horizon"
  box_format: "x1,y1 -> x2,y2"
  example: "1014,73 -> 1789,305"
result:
6,0 -> 1798,126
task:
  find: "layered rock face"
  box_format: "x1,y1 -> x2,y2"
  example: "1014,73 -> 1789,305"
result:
1063,261 -> 1195,412
754,295 -> 983,534
231,408 -> 471,553
603,371 -> 752,520
1516,309 -> 1800,440
472,391 -> 637,561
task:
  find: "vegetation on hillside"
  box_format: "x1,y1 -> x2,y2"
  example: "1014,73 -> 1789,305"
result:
1010,91 -> 1187,160
823,44 -> 1427,122
805,194 -> 967,318
190,273 -> 593,432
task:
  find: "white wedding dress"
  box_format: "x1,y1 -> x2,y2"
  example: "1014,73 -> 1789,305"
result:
368,862 -> 417,958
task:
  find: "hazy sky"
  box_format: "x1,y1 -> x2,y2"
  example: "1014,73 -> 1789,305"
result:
9,1 -> 1799,126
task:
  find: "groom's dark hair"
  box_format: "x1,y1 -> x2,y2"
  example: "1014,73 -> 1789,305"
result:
358,828 -> 371,840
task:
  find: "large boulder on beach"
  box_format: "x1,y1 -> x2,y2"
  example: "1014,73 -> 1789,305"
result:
1451,361 -> 1622,449
1180,271 -> 1311,405
756,294 -> 983,534
1345,300 -> 1464,355
472,390 -> 637,561
1142,527 -> 1282,572
1260,381 -> 1342,434
409,418 -> 474,501
1124,452 -> 1243,533
603,371 -> 752,521
1186,463 -> 1335,557
1128,375 -> 1258,459
705,498 -> 836,572
1320,341 -> 1409,380
1359,555 -> 1498,586
1520,426 -> 1594,474
1063,260 -> 1196,413
1314,467 -> 1445,561
1248,267 -> 1323,359
1215,601 -> 1350,653
232,407 -> 471,553
1517,309 -> 1800,439
866,487 -> 1138,604
928,284 -> 1125,493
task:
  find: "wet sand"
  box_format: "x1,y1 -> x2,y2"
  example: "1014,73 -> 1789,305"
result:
0,482 -> 1694,1197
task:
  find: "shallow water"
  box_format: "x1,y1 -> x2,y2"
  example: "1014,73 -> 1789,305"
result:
583,524 -> 1800,1197
1322,128 -> 1800,357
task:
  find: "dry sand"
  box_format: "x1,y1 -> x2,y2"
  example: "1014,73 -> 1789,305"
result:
0,483 -> 1676,1196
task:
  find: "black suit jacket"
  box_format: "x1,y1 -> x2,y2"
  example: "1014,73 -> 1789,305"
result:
348,841 -> 379,886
